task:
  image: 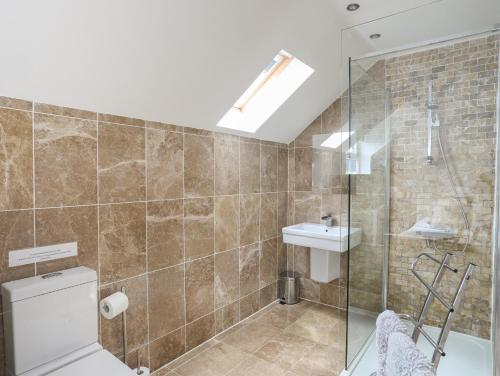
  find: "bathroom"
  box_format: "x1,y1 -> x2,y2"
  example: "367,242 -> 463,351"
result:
0,0 -> 499,375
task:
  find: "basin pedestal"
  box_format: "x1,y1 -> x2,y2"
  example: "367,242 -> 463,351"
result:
310,248 -> 340,283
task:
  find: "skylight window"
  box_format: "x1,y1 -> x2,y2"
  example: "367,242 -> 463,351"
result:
217,50 -> 314,133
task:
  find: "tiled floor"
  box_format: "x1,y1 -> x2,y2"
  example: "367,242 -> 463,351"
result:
152,300 -> 346,376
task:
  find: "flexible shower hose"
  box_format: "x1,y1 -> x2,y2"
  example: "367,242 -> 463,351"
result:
435,126 -> 471,254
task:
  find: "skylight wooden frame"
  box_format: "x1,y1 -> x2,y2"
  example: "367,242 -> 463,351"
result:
233,51 -> 293,112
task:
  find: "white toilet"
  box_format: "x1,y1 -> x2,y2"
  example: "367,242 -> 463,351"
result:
1,267 -> 135,376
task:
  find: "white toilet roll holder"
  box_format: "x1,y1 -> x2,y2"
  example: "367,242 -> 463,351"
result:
104,287 -> 147,375
121,286 -> 128,366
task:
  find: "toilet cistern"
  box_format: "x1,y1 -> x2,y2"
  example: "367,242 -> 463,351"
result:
1,267 -> 136,376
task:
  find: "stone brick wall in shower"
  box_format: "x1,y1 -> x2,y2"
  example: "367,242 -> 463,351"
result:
0,97 -> 288,373
386,34 -> 499,339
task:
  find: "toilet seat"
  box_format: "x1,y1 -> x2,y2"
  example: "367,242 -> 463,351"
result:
47,349 -> 135,376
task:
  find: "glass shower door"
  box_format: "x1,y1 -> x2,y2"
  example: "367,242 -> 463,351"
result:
345,57 -> 391,369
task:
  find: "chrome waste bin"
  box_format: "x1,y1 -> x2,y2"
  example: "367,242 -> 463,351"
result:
278,271 -> 299,305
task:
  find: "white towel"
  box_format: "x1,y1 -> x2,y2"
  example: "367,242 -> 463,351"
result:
386,332 -> 435,376
376,310 -> 409,376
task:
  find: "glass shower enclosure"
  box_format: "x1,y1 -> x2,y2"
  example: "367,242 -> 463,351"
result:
342,4 -> 500,374
344,57 -> 390,367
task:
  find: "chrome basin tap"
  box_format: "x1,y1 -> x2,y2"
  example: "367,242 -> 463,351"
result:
321,214 -> 334,227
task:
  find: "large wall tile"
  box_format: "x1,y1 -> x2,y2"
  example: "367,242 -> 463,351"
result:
277,147 -> 288,192
261,144 -> 277,193
320,282 -> 340,307
240,142 -> 260,194
185,256 -> 214,323
214,249 -> 239,308
260,282 -> 277,308
239,243 -> 260,296
148,265 -> 185,340
35,205 -> 98,275
0,97 -> 32,111
214,133 -> 239,195
294,192 -> 321,223
239,194 -> 260,246
183,127 -> 212,136
214,195 -> 239,252
322,99 -> 341,133
184,197 -> 214,261
0,108 -> 33,210
184,134 -> 214,197
288,147 -> 295,192
295,116 -> 321,147
260,193 -> 277,240
99,202 -> 146,283
34,114 -> 97,207
300,278 -> 320,301
278,237 -> 287,275
294,148 -> 313,192
145,121 -> 182,133
149,328 -> 186,371
98,113 -> 145,127
277,192 -> 288,232
0,95 -> 294,370
239,291 -> 259,320
101,275 -> 148,355
35,102 -> 96,121
0,210 -> 35,284
215,301 -> 239,333
125,345 -> 149,370
260,237 -> 277,288
293,246 -> 310,278
147,200 -> 184,271
98,123 -> 145,203
147,129 -> 183,200
186,313 -> 215,351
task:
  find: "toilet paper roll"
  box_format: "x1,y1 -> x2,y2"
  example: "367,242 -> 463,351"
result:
132,367 -> 150,376
100,291 -> 129,319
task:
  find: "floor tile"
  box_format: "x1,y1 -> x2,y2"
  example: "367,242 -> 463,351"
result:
284,305 -> 343,346
174,342 -> 250,376
166,339 -> 219,369
162,300 -> 346,376
226,355 -> 289,376
220,320 -> 281,353
290,343 -> 345,376
252,303 -> 305,330
253,333 -> 317,370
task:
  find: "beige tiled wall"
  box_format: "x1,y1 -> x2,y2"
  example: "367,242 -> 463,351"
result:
287,98 -> 349,310
0,97 -> 288,373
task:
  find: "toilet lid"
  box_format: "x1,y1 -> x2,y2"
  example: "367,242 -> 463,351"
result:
47,349 -> 136,376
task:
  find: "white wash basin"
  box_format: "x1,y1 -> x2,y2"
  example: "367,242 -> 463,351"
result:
282,223 -> 362,283
282,223 -> 361,252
